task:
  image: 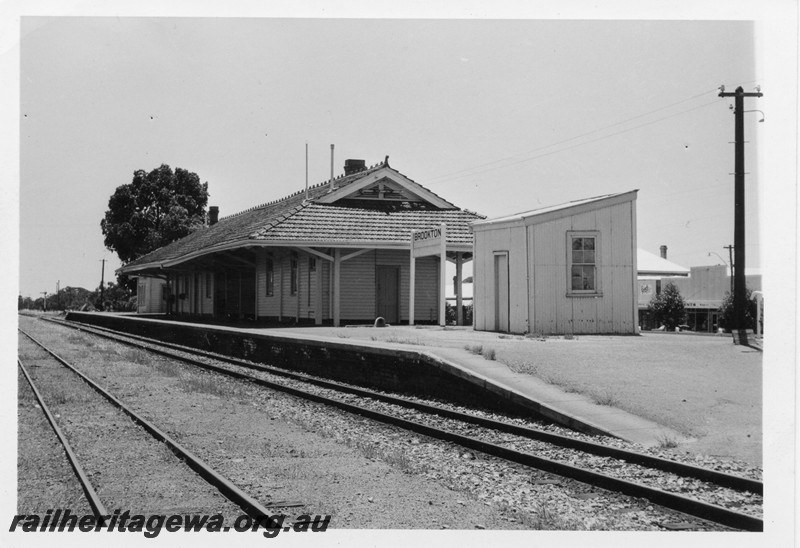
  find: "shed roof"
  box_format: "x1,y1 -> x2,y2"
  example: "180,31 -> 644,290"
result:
471,190 -> 638,229
120,160 -> 484,274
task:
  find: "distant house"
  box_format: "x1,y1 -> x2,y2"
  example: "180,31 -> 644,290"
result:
471,191 -> 638,335
637,246 -> 690,279
119,159 -> 483,326
637,251 -> 762,332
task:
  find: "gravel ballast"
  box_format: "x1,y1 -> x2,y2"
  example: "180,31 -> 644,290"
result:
18,315 -> 762,531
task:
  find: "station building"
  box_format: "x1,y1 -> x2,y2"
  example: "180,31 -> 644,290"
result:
471,191 -> 639,335
120,159 -> 482,326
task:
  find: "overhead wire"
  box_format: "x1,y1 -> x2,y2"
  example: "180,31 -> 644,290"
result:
426,87 -> 727,186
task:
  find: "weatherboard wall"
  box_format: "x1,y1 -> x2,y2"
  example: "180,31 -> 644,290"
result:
473,194 -> 637,335
136,277 -> 166,314
253,247 -> 439,323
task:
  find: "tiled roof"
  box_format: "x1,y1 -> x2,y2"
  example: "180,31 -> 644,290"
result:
251,204 -> 480,244
120,162 -> 483,272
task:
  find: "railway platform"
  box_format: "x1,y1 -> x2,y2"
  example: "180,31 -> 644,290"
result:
62,312 -> 689,448
278,327 -> 687,448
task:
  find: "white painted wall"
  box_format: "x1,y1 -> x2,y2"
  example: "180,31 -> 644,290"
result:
474,197 -> 637,334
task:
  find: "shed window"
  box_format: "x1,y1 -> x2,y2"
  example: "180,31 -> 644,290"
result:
568,232 -> 600,295
266,256 -> 274,297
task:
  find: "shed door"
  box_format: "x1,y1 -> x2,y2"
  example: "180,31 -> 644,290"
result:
494,253 -> 509,332
376,266 -> 399,323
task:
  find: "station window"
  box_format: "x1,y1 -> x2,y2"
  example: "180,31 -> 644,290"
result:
290,255 -> 298,296
567,231 -> 601,295
266,256 -> 274,297
308,258 -> 316,306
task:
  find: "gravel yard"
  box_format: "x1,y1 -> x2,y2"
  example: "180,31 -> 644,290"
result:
18,317 -> 524,530
18,334 -> 245,520
16,315 -> 754,531
289,325 -> 763,465
17,370 -> 92,514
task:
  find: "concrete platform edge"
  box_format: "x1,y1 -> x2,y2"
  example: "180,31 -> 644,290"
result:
64,312 -> 632,440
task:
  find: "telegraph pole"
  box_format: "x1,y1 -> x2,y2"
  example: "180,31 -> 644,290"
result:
724,245 -> 734,295
718,85 -> 762,330
99,258 -> 106,308
41,291 -> 47,312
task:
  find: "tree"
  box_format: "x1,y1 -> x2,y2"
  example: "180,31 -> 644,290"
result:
101,164 -> 209,264
718,287 -> 758,332
647,282 -> 686,331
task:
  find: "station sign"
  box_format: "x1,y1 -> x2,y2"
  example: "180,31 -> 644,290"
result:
412,226 -> 445,258
410,223 -> 447,326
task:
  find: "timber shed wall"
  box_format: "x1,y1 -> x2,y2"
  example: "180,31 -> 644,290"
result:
473,195 -> 637,335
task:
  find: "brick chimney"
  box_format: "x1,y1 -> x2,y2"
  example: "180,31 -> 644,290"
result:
209,206 -> 219,226
660,245 -> 668,259
344,159 -> 366,176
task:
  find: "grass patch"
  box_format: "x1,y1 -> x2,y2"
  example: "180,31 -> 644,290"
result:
492,500 -> 584,530
384,336 -> 426,346
181,374 -> 240,397
152,360 -> 182,378
371,335 -> 425,346
464,344 -> 497,360
50,390 -> 68,405
67,334 -> 94,347
525,332 -> 549,341
119,348 -> 151,365
345,438 -> 427,474
465,344 -> 496,360
656,434 -> 679,449
590,389 -> 620,407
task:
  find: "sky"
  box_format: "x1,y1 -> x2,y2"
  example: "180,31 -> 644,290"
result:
12,13 -> 779,298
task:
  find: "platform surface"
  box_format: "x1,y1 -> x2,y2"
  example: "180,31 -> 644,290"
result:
64,314 -> 763,463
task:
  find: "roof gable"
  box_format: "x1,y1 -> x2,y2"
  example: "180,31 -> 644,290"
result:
313,166 -> 457,209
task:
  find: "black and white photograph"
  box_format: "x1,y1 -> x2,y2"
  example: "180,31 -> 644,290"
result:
3,1 -> 797,546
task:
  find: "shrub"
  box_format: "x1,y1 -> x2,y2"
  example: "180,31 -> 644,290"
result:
647,282 -> 686,331
717,287 -> 759,332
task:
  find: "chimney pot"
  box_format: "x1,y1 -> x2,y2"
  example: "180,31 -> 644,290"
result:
344,159 -> 366,176
209,206 -> 219,226
660,245 -> 668,259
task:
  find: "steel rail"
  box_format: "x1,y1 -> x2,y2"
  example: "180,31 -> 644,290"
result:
51,317 -> 762,495
18,357 -> 109,518
19,328 -> 303,519
47,318 -> 762,531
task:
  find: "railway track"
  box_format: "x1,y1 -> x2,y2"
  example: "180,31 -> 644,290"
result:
18,327 -> 302,523
44,316 -> 763,532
